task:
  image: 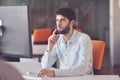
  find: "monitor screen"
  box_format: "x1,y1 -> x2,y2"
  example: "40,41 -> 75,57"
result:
0,6 -> 33,58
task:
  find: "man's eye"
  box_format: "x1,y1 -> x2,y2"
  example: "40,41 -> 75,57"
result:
61,19 -> 65,21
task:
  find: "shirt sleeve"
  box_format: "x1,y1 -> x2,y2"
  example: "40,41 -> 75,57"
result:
52,34 -> 93,77
41,45 -> 58,69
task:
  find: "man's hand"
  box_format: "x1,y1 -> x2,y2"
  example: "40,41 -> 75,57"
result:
38,69 -> 55,77
47,29 -> 59,52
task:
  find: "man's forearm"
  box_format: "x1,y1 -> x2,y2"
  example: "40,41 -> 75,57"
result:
41,51 -> 57,68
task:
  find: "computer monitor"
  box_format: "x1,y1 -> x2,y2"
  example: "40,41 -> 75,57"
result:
0,6 -> 33,58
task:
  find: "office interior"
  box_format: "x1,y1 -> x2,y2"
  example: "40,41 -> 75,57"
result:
0,0 -> 120,76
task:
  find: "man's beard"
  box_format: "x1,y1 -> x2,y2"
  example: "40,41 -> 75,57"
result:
57,22 -> 70,34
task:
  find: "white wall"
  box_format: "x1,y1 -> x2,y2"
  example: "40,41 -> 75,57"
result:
110,0 -> 120,66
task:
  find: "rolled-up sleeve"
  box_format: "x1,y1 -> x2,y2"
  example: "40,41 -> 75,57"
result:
41,47 -> 57,69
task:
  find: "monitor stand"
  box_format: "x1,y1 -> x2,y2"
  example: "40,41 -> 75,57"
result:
0,56 -> 20,62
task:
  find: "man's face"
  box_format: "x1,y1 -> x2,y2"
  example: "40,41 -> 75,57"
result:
56,15 -> 70,34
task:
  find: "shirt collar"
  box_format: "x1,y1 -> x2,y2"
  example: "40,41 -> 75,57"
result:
69,30 -> 77,44
61,30 -> 77,45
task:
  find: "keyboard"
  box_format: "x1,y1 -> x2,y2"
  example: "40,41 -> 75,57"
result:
22,71 -> 42,80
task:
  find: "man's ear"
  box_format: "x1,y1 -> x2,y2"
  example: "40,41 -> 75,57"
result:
70,20 -> 75,26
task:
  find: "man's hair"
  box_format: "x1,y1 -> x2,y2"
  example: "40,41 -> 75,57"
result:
56,7 -> 76,21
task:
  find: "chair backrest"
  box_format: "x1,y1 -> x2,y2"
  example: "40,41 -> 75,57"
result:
76,28 -> 82,32
33,28 -> 52,44
92,40 -> 105,70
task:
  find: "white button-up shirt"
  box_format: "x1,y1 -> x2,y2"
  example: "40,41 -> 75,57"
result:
41,30 -> 93,77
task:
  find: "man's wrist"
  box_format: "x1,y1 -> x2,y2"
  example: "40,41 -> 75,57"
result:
52,70 -> 55,77
46,45 -> 53,52
46,48 -> 51,52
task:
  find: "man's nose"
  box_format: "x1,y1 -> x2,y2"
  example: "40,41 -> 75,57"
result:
57,20 -> 61,26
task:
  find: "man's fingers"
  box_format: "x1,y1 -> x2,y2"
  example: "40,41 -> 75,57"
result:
38,69 -> 46,77
53,29 -> 58,35
49,34 -> 59,43
38,69 -> 55,77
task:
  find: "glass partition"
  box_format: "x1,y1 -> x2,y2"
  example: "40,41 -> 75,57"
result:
0,0 -> 92,33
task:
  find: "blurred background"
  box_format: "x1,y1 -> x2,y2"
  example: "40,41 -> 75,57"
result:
0,0 -> 110,66
0,0 -> 109,41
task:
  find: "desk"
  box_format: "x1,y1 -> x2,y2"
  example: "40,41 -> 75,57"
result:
32,44 -> 47,55
47,75 -> 120,80
7,62 -> 120,80
7,62 -> 42,75
20,44 -> 47,62
32,35 -> 47,56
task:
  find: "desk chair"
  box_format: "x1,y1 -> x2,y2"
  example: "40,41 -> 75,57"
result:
0,61 -> 23,80
92,40 -> 105,74
33,28 -> 52,44
76,28 -> 82,32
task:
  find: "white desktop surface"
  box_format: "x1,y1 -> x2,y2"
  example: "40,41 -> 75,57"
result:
7,62 -> 42,76
32,44 -> 47,55
48,75 -> 120,80
7,62 -> 120,80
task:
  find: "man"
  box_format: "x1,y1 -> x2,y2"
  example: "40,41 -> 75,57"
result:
38,7 -> 93,77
